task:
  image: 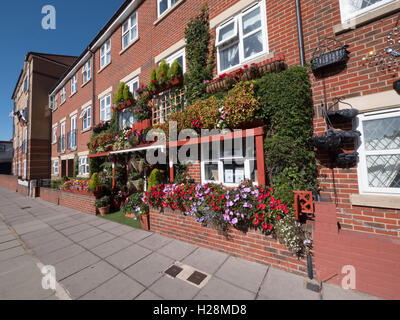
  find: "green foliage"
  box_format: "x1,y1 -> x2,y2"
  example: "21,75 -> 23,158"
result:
184,5 -> 213,104
174,163 -> 195,185
157,59 -> 170,84
148,68 -> 158,92
123,85 -> 133,101
254,66 -> 318,206
114,82 -> 125,105
132,94 -> 152,121
73,154 -> 79,178
147,169 -> 162,191
51,179 -> 64,190
88,173 -> 102,191
109,109 -> 119,136
168,59 -> 183,79
95,195 -> 110,209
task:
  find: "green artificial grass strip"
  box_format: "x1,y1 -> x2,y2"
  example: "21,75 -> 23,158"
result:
99,210 -> 142,229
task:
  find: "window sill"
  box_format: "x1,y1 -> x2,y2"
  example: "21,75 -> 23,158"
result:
334,1 -> 400,35
70,92 -> 77,98
81,80 -> 91,88
119,37 -> 140,55
154,0 -> 186,26
350,194 -> 400,210
98,61 -> 112,74
60,101 -> 66,107
81,128 -> 92,134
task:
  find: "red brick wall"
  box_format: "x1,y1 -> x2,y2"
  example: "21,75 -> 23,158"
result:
0,175 -> 18,192
187,161 -> 201,183
314,202 -> 400,300
17,184 -> 29,196
150,207 -> 308,277
40,188 -> 97,215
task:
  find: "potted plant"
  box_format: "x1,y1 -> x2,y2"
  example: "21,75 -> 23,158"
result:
88,173 -> 103,198
96,196 -> 111,216
168,59 -> 184,87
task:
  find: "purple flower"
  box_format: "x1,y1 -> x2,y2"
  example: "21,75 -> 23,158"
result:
231,218 -> 238,225
243,203 -> 252,208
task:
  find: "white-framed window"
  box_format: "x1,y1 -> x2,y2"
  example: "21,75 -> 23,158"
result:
18,161 -> 21,176
158,0 -> 179,17
52,159 -> 59,175
357,108 -> 400,194
164,48 -> 186,73
339,0 -> 396,22
122,11 -> 138,49
80,106 -> 92,131
71,74 -> 77,95
60,121 -> 66,153
100,39 -> 111,69
119,109 -> 135,130
100,94 -> 112,122
70,115 -> 77,150
52,93 -> 58,110
82,60 -> 91,84
52,125 -> 58,144
126,77 -> 139,98
216,1 -> 268,74
23,160 -> 27,178
201,138 -> 258,187
60,87 -> 66,104
79,156 -> 89,176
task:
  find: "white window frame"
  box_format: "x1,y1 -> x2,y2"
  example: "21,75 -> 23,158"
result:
60,87 -> 66,104
126,77 -> 139,98
122,11 -> 138,50
157,0 -> 179,17
200,140 -> 258,187
100,94 -> 112,122
53,93 -> 58,110
164,48 -> 186,73
70,115 -> 77,149
81,106 -> 92,131
23,160 -> 27,178
52,125 -> 58,144
79,156 -> 89,176
216,1 -> 268,74
52,160 -> 59,175
60,121 -> 66,153
339,0 -> 395,23
71,74 -> 77,95
82,60 -> 91,84
357,108 -> 400,195
100,39 -> 111,69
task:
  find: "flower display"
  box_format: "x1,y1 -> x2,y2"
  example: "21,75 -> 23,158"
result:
62,179 -> 90,193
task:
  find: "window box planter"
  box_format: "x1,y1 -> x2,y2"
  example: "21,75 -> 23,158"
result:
311,45 -> 350,75
169,76 -> 184,87
63,187 -> 102,198
98,205 -> 110,217
311,131 -> 342,151
139,212 -> 150,230
114,98 -> 136,112
330,129 -> 361,143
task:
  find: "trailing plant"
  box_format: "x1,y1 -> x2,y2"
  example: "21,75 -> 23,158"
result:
51,179 -> 64,190
254,66 -> 318,206
132,94 -> 152,121
184,5 -> 213,104
173,163 -> 195,185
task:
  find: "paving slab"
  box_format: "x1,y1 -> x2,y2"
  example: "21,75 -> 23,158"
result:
121,229 -> 152,243
60,260 -> 119,299
36,244 -> 85,265
258,267 -> 321,300
59,223 -> 93,236
78,232 -> 116,250
0,246 -> 26,261
53,251 -> 101,281
96,221 -> 122,231
79,273 -> 145,300
137,233 -> 174,251
157,239 -> 197,261
215,256 -> 268,293
68,228 -> 103,242
182,247 -> 229,274
149,275 -> 200,300
0,239 -> 21,252
0,233 -> 17,244
105,244 -> 152,270
23,232 -> 67,248
90,237 -> 132,258
32,238 -> 74,256
195,277 -> 255,300
108,225 -> 137,236
125,252 -> 175,287
135,290 -> 163,300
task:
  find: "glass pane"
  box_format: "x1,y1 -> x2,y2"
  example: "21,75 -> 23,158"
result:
242,6 -> 261,35
171,0 -> 178,5
249,160 -> 258,184
131,26 -> 137,41
363,116 -> 400,151
123,34 -> 129,48
223,162 -> 245,184
243,31 -> 263,59
366,154 -> 400,188
159,0 -> 168,15
218,20 -> 236,43
205,163 -> 219,182
219,43 -> 239,71
131,14 -> 137,26
361,0 -> 385,9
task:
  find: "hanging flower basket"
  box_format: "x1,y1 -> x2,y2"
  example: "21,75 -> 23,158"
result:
311,130 -> 342,151
311,45 -> 350,74
330,129 -> 361,143
327,109 -> 359,122
336,152 -> 359,166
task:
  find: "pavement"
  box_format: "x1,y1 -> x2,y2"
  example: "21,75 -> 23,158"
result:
0,186 -> 380,300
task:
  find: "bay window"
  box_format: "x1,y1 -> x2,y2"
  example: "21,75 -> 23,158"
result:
216,1 -> 268,73
357,108 -> 400,194
122,12 -> 138,49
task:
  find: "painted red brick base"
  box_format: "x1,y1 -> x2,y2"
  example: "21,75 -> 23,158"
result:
314,202 -> 400,300
40,188 -> 97,216
149,207 -> 308,277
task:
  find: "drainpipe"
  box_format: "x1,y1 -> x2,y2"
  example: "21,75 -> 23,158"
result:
295,0 -> 306,66
89,47 -> 96,128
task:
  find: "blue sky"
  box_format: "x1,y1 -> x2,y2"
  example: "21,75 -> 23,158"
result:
0,0 -> 125,141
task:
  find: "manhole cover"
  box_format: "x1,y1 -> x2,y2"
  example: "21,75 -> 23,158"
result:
187,271 -> 208,286
165,265 -> 183,278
